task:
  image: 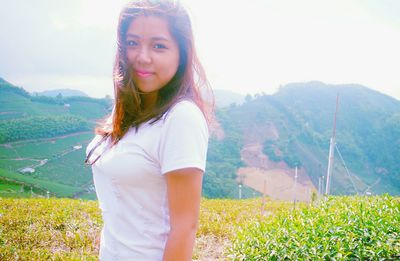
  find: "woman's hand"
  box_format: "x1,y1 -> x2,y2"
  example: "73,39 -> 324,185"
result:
163,168 -> 203,261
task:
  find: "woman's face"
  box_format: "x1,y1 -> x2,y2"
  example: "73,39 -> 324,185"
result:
125,15 -> 180,95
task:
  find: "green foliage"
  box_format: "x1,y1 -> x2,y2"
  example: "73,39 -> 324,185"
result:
0,133 -> 92,160
0,79 -> 108,199
198,198 -> 292,239
0,198 -> 102,260
0,78 -> 30,98
0,197 -> 290,260
0,78 -> 112,122
0,115 -> 89,143
0,92 -> 36,120
2,197 -> 396,260
262,140 -> 281,162
30,95 -> 64,105
204,108 -> 249,198
230,195 -> 400,260
0,169 -> 82,197
2,78 -> 400,198
370,113 -> 400,186
64,96 -> 112,107
35,147 -> 93,187
272,82 -> 400,194
0,133 -> 94,198
29,95 -> 112,109
0,178 -> 44,198
65,100 -> 110,120
263,139 -> 302,168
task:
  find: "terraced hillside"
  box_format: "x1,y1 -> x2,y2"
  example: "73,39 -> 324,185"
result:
0,78 -> 112,198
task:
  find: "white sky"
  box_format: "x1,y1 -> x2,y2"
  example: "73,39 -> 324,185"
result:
0,0 -> 399,100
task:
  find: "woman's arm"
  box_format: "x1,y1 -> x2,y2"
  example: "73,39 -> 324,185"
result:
163,167 -> 203,261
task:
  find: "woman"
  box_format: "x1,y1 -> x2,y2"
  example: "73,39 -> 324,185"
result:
85,0 -> 213,260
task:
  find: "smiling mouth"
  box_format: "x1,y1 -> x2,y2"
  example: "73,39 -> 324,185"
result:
135,70 -> 154,78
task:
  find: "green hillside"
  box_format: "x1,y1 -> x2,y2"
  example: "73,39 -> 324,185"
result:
0,78 -> 112,198
275,82 -> 400,194
0,78 -> 111,121
1,77 -> 399,198
233,82 -> 400,195
0,77 -> 255,199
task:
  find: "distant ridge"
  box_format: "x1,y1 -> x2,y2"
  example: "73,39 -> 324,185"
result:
214,89 -> 244,107
0,77 -> 10,84
32,89 -> 89,97
279,81 -> 399,102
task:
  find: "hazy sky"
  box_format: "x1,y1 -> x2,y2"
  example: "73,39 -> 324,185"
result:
1,0 -> 399,99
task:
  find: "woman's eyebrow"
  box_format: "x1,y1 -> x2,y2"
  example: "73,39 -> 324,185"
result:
126,33 -> 140,38
126,34 -> 170,42
151,36 -> 170,42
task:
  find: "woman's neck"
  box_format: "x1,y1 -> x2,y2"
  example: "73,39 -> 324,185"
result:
141,92 -> 158,112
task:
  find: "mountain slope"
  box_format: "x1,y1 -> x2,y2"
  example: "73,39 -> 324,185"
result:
1,78 -> 399,198
0,78 -> 111,121
0,78 -> 112,198
228,82 -> 400,195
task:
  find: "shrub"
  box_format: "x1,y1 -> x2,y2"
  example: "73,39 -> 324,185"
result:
229,195 -> 400,260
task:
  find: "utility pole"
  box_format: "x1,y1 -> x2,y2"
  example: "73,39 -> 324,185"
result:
261,179 -> 266,216
318,177 -> 322,196
318,175 -> 325,196
325,94 -> 339,195
293,166 -> 298,209
238,173 -> 245,199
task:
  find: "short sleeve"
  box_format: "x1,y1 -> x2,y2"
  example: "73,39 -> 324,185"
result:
85,113 -> 113,157
159,101 -> 209,175
86,135 -> 101,156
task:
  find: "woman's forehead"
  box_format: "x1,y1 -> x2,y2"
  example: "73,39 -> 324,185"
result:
126,15 -> 174,40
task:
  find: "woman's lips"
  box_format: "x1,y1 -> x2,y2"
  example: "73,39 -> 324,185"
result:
135,70 -> 154,78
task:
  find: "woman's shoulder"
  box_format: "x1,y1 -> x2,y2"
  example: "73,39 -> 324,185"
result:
162,99 -> 207,129
170,99 -> 201,114
163,99 -> 204,122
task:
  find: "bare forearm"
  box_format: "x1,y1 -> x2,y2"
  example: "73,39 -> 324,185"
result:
163,228 -> 197,261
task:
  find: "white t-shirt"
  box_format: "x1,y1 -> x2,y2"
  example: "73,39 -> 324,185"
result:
86,100 -> 209,261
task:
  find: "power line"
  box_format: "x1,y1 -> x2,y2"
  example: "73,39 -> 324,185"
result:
335,143 -> 359,195
325,94 -> 340,195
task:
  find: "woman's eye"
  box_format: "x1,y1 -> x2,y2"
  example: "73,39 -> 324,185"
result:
154,43 -> 167,49
126,40 -> 138,47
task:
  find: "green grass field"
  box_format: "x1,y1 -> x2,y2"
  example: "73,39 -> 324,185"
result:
0,159 -> 37,171
0,133 -> 95,194
0,93 -> 62,118
0,133 -> 93,159
0,92 -> 109,121
67,101 -> 109,120
0,86 -> 111,199
0,169 -> 82,198
0,196 -> 398,260
0,178 -> 44,198
0,179 -> 24,196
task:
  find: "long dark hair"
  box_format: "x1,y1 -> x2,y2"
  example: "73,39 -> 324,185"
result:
96,0 -> 213,143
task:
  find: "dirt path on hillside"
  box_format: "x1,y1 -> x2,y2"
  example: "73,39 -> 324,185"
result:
0,131 -> 92,147
12,144 -> 84,172
2,132 -> 89,173
238,142 -> 316,202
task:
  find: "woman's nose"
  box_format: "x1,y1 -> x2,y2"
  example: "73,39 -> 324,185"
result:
137,47 -> 151,64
